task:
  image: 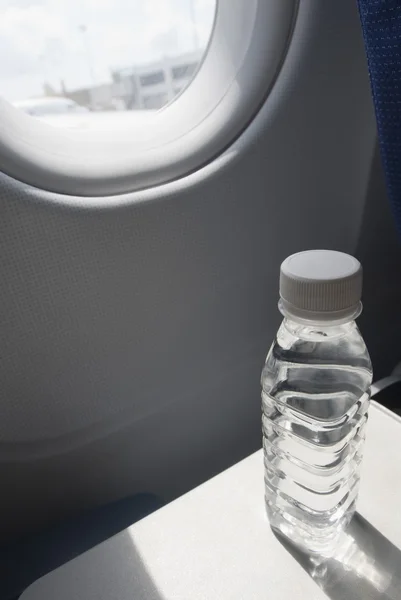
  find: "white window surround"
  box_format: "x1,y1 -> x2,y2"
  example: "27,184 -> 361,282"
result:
0,0 -> 297,197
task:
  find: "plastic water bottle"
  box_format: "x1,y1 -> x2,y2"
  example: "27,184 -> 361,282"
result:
262,250 -> 372,552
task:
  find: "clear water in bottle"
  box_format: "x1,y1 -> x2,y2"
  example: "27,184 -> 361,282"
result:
262,250 -> 373,553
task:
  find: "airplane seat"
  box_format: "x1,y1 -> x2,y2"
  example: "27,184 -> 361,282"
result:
357,2 -> 401,386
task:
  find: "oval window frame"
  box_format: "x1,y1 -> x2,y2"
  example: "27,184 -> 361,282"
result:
0,0 -> 297,196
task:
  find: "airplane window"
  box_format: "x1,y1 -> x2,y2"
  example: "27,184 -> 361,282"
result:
0,1 -> 296,196
1,0 -> 216,127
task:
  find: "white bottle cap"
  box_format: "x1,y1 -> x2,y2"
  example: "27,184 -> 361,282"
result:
279,250 -> 363,323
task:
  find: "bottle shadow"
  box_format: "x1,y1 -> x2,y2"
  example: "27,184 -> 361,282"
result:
274,513 -> 401,600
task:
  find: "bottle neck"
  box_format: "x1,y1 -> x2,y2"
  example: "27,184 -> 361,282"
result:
282,317 -> 357,341
278,299 -> 362,327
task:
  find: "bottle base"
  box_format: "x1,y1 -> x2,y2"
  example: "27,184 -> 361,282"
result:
266,497 -> 355,555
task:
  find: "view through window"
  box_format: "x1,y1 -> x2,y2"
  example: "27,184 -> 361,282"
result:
0,0 -> 215,124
